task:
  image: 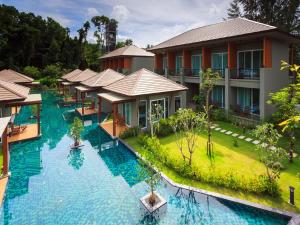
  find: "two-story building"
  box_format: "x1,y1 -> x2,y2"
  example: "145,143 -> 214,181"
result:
149,17 -> 299,121
99,45 -> 154,75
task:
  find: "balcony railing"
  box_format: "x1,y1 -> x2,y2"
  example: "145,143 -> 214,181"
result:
182,68 -> 201,76
230,68 -> 260,80
230,104 -> 260,119
212,68 -> 225,78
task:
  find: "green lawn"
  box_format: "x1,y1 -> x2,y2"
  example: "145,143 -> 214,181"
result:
125,128 -> 300,213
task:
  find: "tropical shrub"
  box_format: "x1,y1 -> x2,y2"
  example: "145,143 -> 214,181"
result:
119,126 -> 140,139
39,76 -> 58,88
156,118 -> 173,137
212,108 -> 227,121
23,66 -> 40,79
68,117 -> 84,146
41,64 -> 62,78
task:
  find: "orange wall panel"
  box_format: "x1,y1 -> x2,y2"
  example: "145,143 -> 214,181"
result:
183,50 -> 191,68
202,47 -> 211,69
124,57 -> 132,69
228,42 -> 237,69
167,52 -> 175,70
155,54 -> 163,70
263,37 -> 272,68
118,58 -> 124,69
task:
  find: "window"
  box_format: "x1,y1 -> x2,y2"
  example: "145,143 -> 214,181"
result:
238,50 -> 263,78
212,86 -> 225,108
138,100 -> 147,128
191,54 -> 202,76
237,88 -> 260,114
163,57 -> 168,75
150,98 -> 165,122
211,52 -> 227,77
175,96 -> 181,112
121,103 -> 131,126
175,55 -> 182,75
165,97 -> 169,117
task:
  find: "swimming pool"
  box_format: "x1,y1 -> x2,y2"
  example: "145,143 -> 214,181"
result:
0,91 -> 291,224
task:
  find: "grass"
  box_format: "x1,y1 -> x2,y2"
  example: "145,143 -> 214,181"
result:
125,127 -> 300,213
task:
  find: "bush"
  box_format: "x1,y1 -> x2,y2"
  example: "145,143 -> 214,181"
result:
212,108 -> 227,121
41,64 -> 62,78
119,126 -> 140,139
23,66 -> 40,79
39,76 -> 58,88
140,136 -> 280,196
156,118 -> 173,137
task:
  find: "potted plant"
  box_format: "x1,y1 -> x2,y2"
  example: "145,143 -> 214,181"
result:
139,158 -> 166,213
68,117 -> 84,148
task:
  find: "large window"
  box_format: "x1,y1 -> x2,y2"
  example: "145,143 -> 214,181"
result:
138,100 -> 147,128
175,55 -> 182,75
163,57 -> 168,75
175,96 -> 182,112
191,54 -> 202,76
212,52 -> 228,77
121,103 -> 131,126
238,50 -> 263,78
212,85 -> 225,108
150,98 -> 165,122
237,88 -> 260,114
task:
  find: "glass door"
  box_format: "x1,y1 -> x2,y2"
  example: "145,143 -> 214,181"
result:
191,54 -> 202,76
175,56 -> 182,75
122,103 -> 131,126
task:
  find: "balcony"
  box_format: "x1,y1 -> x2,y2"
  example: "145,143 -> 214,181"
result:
211,68 -> 225,78
230,68 -> 260,80
182,68 -> 201,76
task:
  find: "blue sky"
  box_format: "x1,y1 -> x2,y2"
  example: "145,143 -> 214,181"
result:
0,0 -> 232,47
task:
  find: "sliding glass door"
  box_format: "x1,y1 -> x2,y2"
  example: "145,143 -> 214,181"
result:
138,101 -> 147,128
191,54 -> 202,76
238,50 -> 262,78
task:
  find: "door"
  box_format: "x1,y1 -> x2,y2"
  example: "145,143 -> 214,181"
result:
138,101 -> 147,128
122,103 -> 131,126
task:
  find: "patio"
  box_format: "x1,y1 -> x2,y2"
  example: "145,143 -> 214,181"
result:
8,124 -> 40,143
76,107 -> 97,116
100,120 -> 128,137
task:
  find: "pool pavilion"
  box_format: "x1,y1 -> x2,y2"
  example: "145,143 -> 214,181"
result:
75,69 -> 124,116
0,80 -> 42,143
97,68 -> 188,137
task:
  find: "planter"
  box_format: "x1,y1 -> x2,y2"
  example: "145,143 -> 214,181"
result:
140,191 -> 167,213
70,142 -> 84,149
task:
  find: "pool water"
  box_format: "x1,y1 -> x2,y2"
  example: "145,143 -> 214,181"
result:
0,91 -> 290,225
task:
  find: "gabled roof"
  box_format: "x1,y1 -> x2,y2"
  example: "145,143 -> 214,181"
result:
0,69 -> 34,83
0,80 -> 30,102
150,17 -> 281,50
62,69 -> 82,79
100,45 -> 154,59
81,69 -> 124,88
103,68 -> 187,96
66,69 -> 97,83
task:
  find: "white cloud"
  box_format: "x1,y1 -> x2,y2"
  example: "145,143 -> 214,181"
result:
111,5 -> 129,23
44,13 -> 73,26
87,7 -> 99,17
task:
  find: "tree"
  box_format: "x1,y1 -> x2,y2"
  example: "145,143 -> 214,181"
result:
170,108 -> 205,166
116,39 -> 133,49
138,158 -> 161,206
200,69 -> 221,159
253,123 -> 287,181
149,103 -> 164,137
227,0 -> 300,33
91,15 -> 110,50
23,66 -> 40,79
270,61 -> 300,162
41,64 -> 62,78
227,0 -> 242,19
68,117 -> 84,147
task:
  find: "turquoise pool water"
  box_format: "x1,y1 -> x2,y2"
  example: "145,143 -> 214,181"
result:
0,91 -> 290,225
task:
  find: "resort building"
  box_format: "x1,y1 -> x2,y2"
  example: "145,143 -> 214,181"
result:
0,69 -> 34,86
0,80 -> 41,143
149,17 -> 300,121
75,69 -> 124,116
98,68 -> 187,137
61,69 -> 97,102
99,45 -> 154,75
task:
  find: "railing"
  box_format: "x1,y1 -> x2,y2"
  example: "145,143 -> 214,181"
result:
212,68 -> 225,78
230,68 -> 260,80
230,104 -> 260,119
183,68 -> 201,76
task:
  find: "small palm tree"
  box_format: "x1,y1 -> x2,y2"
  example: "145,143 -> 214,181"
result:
68,117 -> 84,147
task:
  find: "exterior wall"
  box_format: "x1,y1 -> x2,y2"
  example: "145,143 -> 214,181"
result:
260,39 -> 289,119
129,91 -> 186,128
0,105 -> 12,117
131,56 -> 154,73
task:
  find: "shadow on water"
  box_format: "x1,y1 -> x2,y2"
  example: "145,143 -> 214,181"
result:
67,149 -> 85,170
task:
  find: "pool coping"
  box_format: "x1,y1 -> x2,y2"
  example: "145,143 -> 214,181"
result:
118,138 -> 299,221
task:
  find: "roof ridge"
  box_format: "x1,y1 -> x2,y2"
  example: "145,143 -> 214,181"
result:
129,69 -> 144,96
0,80 -> 28,98
238,17 -> 277,29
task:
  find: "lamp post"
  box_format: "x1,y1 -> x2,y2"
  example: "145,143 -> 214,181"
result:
289,186 -> 295,205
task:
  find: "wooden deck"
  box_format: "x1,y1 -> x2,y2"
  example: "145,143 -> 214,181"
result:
100,121 -> 128,137
76,108 -> 97,116
63,97 -> 76,103
0,177 -> 8,207
8,124 -> 40,143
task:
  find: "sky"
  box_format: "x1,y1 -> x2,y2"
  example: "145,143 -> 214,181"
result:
0,0 -> 232,47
